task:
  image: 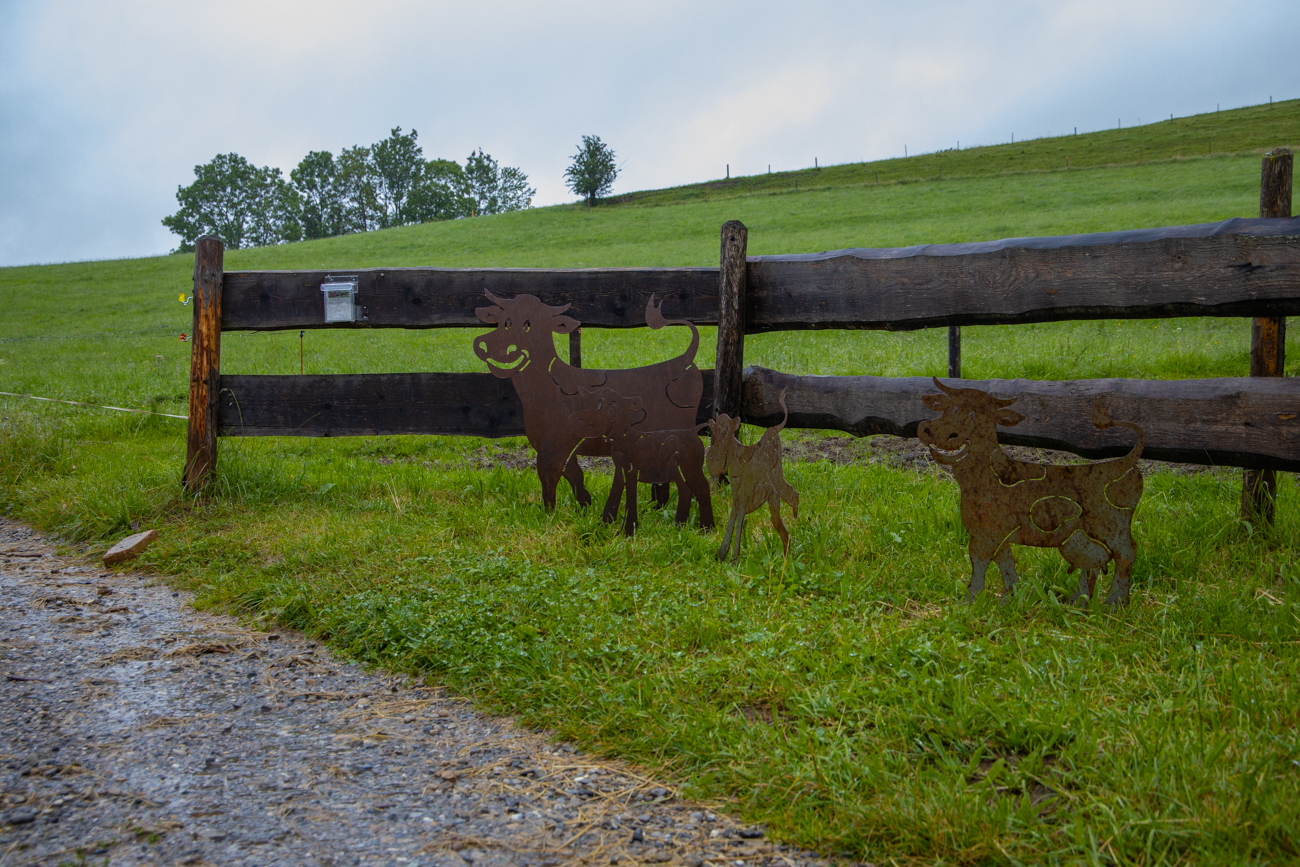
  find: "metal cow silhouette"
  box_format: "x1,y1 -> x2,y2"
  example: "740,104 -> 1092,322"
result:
918,378 -> 1145,608
569,388 -> 714,536
705,390 -> 799,562
473,292 -> 703,510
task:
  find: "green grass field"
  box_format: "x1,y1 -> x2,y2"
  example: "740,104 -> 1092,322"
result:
2,102 -> 1299,865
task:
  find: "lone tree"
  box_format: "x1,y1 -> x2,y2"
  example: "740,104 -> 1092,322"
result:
564,135 -> 618,207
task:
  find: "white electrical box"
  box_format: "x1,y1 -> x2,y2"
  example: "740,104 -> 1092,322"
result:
321,276 -> 359,323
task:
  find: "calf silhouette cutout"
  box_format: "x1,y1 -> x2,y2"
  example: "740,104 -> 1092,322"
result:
917,378 -> 1145,608
705,390 -> 799,561
569,388 -> 714,537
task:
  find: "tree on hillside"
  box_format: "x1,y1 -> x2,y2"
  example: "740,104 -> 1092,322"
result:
462,148 -> 536,216
337,144 -> 380,233
371,127 -> 427,229
290,150 -> 347,239
403,158 -> 470,223
162,153 -> 300,252
564,135 -> 618,207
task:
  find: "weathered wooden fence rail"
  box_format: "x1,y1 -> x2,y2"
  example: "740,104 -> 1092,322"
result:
187,149 -> 1298,521
741,367 -> 1300,471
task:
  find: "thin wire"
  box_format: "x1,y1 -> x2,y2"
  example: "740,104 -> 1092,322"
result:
0,391 -> 187,420
0,325 -> 180,344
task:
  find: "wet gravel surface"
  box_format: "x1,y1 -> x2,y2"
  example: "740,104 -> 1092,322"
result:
0,519 -> 840,867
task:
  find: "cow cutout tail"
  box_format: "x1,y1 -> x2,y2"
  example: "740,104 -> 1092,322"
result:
646,294 -> 700,366
1091,400 -> 1146,468
775,388 -> 791,434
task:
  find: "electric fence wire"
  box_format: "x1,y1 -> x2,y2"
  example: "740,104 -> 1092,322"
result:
0,325 -> 181,344
0,391 -> 187,420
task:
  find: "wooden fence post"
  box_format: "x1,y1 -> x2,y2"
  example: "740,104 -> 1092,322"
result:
569,330 -> 581,368
183,236 -> 224,491
947,326 -> 961,378
1242,148 -> 1291,525
715,220 -> 748,419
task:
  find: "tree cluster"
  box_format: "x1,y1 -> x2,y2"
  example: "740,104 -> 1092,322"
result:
163,128 -> 536,252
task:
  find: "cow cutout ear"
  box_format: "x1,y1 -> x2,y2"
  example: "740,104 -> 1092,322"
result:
922,393 -> 950,411
550,315 -> 580,334
476,306 -> 501,324
995,408 -> 1026,427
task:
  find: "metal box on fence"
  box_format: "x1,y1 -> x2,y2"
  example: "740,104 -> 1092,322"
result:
321,277 -> 359,323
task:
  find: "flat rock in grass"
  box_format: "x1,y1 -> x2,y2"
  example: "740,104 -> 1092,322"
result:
103,529 -> 157,566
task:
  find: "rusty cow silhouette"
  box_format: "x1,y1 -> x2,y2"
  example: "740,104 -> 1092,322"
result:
705,390 -> 799,562
569,388 -> 714,536
473,291 -> 703,510
918,378 -> 1145,608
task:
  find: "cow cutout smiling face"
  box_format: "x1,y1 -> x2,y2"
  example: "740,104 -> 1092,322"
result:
474,292 -> 579,378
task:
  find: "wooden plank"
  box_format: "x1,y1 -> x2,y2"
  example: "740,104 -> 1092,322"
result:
1243,149 -> 1293,523
746,216 -> 1300,332
741,366 -> 1300,471
714,220 -> 748,418
221,267 -> 720,331
217,371 -> 716,438
184,237 -> 223,490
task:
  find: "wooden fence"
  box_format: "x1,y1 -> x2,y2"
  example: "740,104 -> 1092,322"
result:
186,150 -> 1298,521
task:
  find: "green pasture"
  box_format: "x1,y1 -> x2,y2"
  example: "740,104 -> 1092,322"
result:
1,102 -> 1299,865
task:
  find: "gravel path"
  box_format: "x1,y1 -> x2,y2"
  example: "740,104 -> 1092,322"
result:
0,519 -> 839,867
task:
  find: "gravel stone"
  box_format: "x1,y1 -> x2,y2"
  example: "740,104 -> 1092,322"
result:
0,518 -> 843,866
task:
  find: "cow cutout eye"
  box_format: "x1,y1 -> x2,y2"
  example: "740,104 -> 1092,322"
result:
523,320 -> 531,332
504,318 -> 512,329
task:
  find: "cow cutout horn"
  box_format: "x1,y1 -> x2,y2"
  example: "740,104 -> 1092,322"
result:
932,376 -> 957,396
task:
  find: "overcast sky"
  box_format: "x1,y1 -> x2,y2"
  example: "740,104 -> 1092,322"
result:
2,0 -> 1297,267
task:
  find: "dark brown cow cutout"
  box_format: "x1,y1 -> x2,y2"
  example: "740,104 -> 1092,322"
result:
705,390 -> 799,561
473,292 -> 702,510
917,378 -> 1145,608
569,388 -> 714,536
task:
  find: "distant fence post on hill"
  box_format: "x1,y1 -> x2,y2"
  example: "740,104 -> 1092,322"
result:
1243,147 -> 1292,525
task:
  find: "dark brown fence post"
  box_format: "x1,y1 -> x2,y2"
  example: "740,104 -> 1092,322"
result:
947,326 -> 961,378
184,236 -> 224,491
568,330 -> 581,368
715,220 -> 748,419
1242,148 -> 1291,525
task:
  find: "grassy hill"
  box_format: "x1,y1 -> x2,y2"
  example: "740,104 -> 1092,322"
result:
1,100 -> 1298,864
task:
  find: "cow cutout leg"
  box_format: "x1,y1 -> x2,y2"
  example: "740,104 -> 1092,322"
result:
717,509 -> 738,564
731,514 -> 747,562
993,545 -> 1020,603
536,456 -> 565,511
652,483 -> 671,509
673,478 -> 693,525
1105,527 -> 1138,608
562,453 -> 592,508
768,495 -> 790,556
968,553 -> 991,602
602,467 -> 625,524
683,463 -> 714,530
1069,568 -> 1100,607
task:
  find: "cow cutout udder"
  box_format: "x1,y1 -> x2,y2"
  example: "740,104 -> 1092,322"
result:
918,378 -> 1145,609
473,292 -> 703,511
